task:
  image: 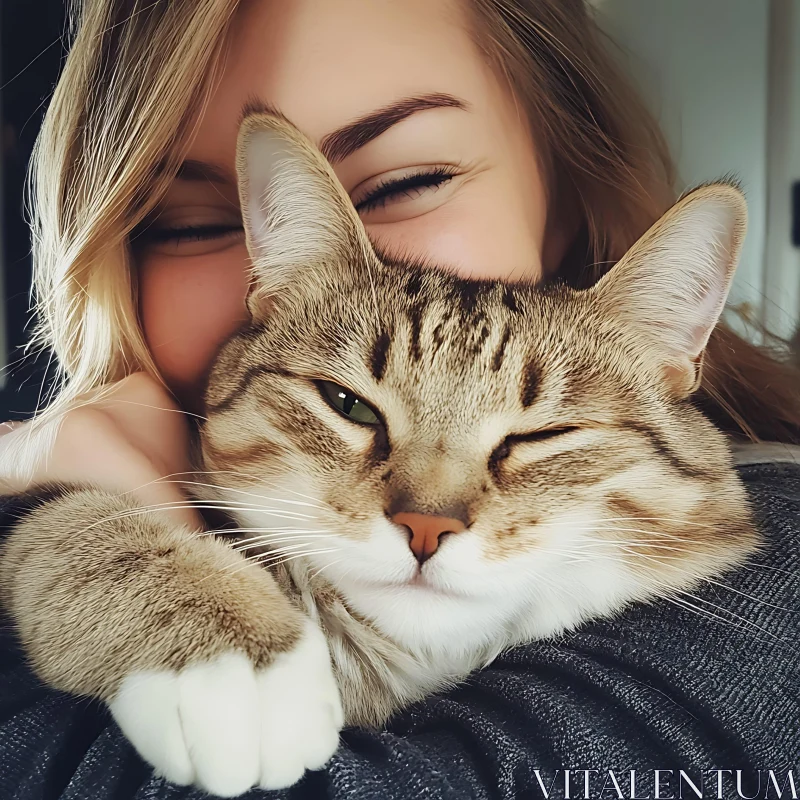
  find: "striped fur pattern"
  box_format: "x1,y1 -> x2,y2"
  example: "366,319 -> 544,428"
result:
0,112 -> 762,790
195,113 -> 761,724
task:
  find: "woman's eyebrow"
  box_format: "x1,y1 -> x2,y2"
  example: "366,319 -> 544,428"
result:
319,93 -> 468,164
175,93 -> 468,185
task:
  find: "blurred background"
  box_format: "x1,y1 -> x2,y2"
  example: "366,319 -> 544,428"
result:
1,0 -> 799,419
597,0 -> 800,346
2,0 -> 65,418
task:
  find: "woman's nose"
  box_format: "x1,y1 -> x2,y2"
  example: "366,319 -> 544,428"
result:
391,512 -> 467,564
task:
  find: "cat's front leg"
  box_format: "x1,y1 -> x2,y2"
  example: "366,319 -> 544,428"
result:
0,484 -> 343,797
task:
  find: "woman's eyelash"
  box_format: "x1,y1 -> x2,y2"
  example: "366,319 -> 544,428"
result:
142,224 -> 244,245
355,167 -> 458,213
140,167 -> 458,244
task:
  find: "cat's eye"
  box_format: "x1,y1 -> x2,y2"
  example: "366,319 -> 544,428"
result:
510,426 -> 580,444
318,381 -> 381,426
490,426 -> 580,466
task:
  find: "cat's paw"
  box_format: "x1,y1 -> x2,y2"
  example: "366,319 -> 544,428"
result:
108,621 -> 343,797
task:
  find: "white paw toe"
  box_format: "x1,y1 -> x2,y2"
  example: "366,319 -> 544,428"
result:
257,621 -> 344,790
178,652 -> 261,797
109,622 -> 343,796
111,651 -> 261,798
109,670 -> 194,787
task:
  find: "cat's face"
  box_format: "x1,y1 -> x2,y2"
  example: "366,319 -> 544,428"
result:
199,112 -> 757,655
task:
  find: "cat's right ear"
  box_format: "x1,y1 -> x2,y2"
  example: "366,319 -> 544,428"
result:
235,111 -> 375,320
590,182 -> 747,398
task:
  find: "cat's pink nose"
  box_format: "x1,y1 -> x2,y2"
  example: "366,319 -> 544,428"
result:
392,512 -> 466,564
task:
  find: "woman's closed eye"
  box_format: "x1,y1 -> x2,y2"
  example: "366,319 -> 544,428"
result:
132,204 -> 245,256
134,163 -> 464,254
144,223 -> 243,245
351,164 -> 463,223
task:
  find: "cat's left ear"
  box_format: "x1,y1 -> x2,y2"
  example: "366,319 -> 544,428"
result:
235,110 -> 374,320
591,182 -> 747,397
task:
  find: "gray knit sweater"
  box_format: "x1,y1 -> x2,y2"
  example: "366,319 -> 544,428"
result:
0,452 -> 798,800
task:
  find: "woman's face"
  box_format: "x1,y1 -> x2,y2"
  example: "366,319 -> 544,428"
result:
137,0 -> 564,409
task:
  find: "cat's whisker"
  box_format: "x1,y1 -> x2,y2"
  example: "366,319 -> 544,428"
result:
221,544 -> 338,576
544,516 -> 722,530
595,530 -> 699,543
228,529 -> 336,545
605,549 -> 790,631
101,399 -> 209,423
619,546 -> 745,571
63,500 -> 306,536
212,507 -> 319,521
218,526 -> 329,535
541,541 -> 645,558
537,548 -> 623,566
235,531 -> 337,540
718,562 -> 798,579
552,523 -> 701,542
63,493 -> 336,547
241,483 -> 330,508
143,477 -> 331,514
546,534 -> 687,552
205,491 -> 326,513
173,490 -> 329,515
308,558 -> 339,581
234,533 -> 339,551
191,502 -> 321,520
180,474 -> 331,510
542,544 -> 689,568
247,548 -> 339,572
595,540 -> 687,553
247,538 -> 340,558
700,577 -> 797,614
675,589 -> 786,643
151,479 -> 329,513
179,499 -> 321,519
562,525 -> 702,545
62,502 -> 215,538
196,512 -> 336,537
616,541 -> 689,553
311,560 -> 357,593
659,593 -> 781,645
308,557 -> 347,582
614,545 -> 692,565
241,540 -> 320,560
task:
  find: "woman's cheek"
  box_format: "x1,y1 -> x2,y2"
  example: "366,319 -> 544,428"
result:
137,244 -> 250,395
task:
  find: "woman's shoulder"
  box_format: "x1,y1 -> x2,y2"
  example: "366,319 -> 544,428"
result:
731,440 -> 800,470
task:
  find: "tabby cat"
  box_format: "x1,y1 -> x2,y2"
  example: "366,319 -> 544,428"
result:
0,111 -> 761,797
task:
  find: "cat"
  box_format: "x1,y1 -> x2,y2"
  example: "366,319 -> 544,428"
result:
0,109 -> 761,798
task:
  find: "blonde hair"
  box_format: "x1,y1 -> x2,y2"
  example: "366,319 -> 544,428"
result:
27,0 -> 800,441
28,0 -> 239,414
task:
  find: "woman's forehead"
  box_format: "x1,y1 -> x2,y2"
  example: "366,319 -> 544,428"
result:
187,0 -> 493,167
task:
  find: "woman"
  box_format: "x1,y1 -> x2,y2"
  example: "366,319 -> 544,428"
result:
1,0 -> 799,797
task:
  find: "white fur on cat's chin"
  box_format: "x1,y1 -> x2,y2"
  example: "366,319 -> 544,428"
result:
227,480 -> 638,672
109,621 -> 342,796
333,507 -> 639,655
